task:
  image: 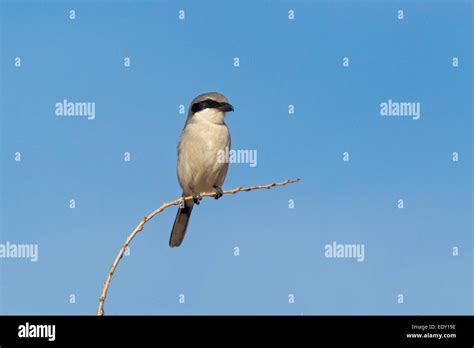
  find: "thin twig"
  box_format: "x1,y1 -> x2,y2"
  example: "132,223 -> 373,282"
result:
97,178 -> 301,315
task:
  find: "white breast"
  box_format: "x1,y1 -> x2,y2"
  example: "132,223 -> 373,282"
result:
177,116 -> 231,195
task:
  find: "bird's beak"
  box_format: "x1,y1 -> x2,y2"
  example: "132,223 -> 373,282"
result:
218,102 -> 234,112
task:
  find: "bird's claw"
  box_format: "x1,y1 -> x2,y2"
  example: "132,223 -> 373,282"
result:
213,186 -> 223,200
192,194 -> 202,205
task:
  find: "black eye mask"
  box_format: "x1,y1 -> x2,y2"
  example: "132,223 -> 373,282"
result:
191,99 -> 234,114
191,99 -> 218,113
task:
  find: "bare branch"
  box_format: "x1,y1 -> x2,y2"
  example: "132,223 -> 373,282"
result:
97,178 -> 301,315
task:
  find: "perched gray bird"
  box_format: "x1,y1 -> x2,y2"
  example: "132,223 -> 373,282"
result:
169,92 -> 234,247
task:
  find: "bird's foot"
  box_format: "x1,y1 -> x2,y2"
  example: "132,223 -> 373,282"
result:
213,185 -> 223,200
192,193 -> 202,205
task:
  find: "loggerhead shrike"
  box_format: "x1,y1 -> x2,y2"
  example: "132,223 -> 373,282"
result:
169,92 -> 234,247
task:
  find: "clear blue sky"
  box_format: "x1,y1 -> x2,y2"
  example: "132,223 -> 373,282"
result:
0,0 -> 472,315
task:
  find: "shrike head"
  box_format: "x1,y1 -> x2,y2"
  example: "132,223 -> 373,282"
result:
189,92 -> 234,125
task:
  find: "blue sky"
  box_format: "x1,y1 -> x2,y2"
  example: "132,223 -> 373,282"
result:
0,0 -> 472,315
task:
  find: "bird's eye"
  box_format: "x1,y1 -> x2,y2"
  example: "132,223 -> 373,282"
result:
206,99 -> 215,107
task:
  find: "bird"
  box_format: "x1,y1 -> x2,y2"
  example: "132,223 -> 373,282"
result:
169,92 -> 234,247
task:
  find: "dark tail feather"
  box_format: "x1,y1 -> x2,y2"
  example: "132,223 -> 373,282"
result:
169,202 -> 194,247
